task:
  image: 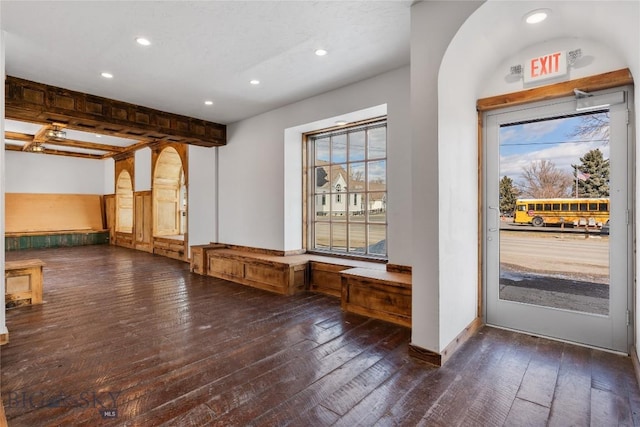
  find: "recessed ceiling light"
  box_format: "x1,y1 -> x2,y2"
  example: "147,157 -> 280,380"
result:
95,134 -> 102,138
315,49 -> 328,56
250,79 -> 260,85
335,120 -> 347,126
204,100 -> 214,106
101,72 -> 113,79
136,37 -> 151,46
524,9 -> 550,24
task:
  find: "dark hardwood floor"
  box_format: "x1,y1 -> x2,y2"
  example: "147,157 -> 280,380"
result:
1,245 -> 639,426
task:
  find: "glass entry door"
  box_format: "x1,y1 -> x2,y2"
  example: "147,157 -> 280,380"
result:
484,87 -> 632,352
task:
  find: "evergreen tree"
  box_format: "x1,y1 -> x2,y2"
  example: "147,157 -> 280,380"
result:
572,149 -> 609,197
499,176 -> 519,215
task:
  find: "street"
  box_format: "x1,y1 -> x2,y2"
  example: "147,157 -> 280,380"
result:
500,230 -> 609,282
498,230 -> 609,314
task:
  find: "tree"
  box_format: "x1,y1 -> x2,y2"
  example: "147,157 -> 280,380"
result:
572,148 -> 609,197
519,159 -> 572,198
499,176 -> 519,215
567,111 -> 609,142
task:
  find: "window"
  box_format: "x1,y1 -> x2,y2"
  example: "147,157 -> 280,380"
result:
308,119 -> 387,258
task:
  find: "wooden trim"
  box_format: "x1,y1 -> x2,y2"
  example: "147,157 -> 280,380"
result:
408,343 -> 442,366
386,263 -> 412,274
632,346 -> 640,390
0,333 -> 8,346
306,250 -> 387,264
477,110 -> 483,318
302,133 -> 309,252
212,243 -> 305,257
303,116 -> 387,138
477,68 -> 633,112
5,76 -> 226,146
409,317 -> 483,367
5,229 -> 108,237
221,244 -> 284,257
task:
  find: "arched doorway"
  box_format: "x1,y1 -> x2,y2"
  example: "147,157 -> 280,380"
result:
115,170 -> 134,247
152,145 -> 188,261
116,170 -> 133,233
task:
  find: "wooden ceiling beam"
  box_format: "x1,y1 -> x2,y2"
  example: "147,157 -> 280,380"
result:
4,131 -> 33,142
5,144 -> 103,160
39,138 -> 126,153
5,130 -> 126,153
5,76 -> 227,147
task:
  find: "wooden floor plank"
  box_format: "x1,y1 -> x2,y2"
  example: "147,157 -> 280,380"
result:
547,343 -> 593,427
1,246 -> 638,426
503,397 -> 550,427
516,336 -> 563,408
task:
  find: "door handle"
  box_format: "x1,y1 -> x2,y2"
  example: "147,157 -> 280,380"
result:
488,206 -> 499,232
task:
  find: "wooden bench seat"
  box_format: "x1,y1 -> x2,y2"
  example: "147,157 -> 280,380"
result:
5,259 -> 45,309
306,256 -> 385,297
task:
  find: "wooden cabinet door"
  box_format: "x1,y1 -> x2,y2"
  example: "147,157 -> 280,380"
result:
134,191 -> 153,252
104,194 -> 116,244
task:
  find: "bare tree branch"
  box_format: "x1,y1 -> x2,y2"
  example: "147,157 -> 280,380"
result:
518,159 -> 573,198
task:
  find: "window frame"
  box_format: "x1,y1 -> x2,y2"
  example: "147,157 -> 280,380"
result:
303,117 -> 388,260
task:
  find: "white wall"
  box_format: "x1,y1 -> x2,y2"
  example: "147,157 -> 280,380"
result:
5,151 -> 107,194
103,157 -> 114,194
188,145 -> 217,249
135,147 -> 152,191
410,0 -> 482,353
220,66 -> 412,265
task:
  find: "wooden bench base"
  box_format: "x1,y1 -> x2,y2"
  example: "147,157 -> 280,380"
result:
154,236 -> 187,261
5,230 -> 109,251
341,268 -> 412,328
206,249 -> 309,296
192,244 -> 412,327
5,259 -> 45,309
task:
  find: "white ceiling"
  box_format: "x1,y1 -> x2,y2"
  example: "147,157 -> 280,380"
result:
1,1 -> 412,125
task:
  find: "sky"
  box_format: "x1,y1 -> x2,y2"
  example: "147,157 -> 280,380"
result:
499,112 -> 609,185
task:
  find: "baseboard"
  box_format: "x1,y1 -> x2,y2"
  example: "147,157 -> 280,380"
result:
408,343 -> 443,366
632,346 -> 640,390
409,317 -> 483,367
0,332 -> 9,346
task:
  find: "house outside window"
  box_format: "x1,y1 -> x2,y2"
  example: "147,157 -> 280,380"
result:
308,119 -> 387,258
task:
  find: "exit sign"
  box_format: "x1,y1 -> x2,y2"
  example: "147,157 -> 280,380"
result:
524,51 -> 567,83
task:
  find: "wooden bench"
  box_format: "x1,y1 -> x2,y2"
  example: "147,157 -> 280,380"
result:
307,256 -> 385,297
5,229 -> 109,251
190,243 -> 228,275
154,236 -> 187,261
205,248 -> 309,295
5,259 -> 45,308
341,268 -> 412,328
192,244 -> 412,327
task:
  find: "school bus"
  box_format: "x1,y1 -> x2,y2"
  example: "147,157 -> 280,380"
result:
513,197 -> 609,228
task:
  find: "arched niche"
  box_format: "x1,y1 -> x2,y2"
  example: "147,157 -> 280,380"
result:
115,170 -> 133,234
152,144 -> 187,239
